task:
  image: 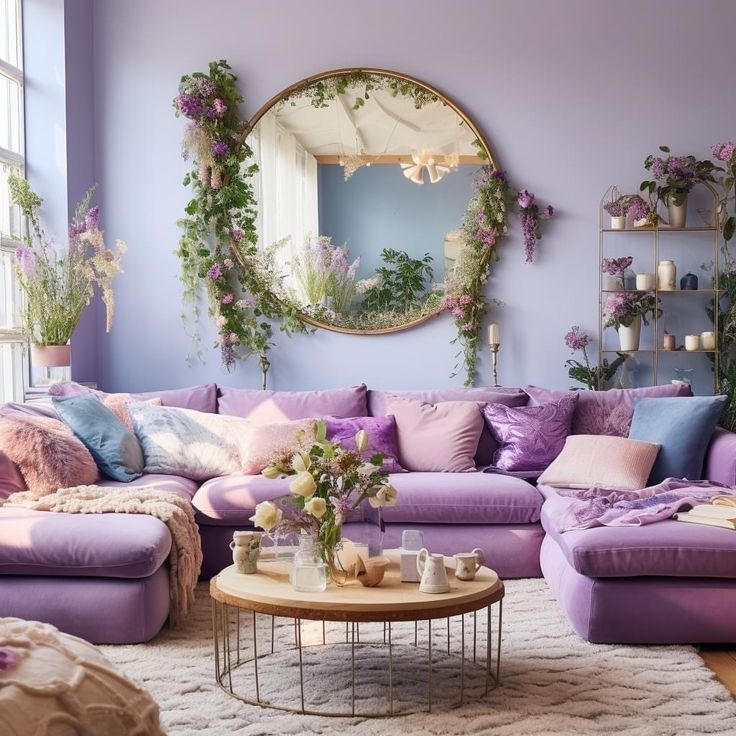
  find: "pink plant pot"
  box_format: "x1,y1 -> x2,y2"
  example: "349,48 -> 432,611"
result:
30,345 -> 71,368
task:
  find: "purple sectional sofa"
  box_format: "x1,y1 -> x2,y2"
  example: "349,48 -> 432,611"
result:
1,382 -> 735,645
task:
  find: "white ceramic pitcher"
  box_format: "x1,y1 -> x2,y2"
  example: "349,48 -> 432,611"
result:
454,548 -> 485,580
416,548 -> 450,594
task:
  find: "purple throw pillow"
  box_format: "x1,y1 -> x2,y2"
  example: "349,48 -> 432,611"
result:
323,416 -> 405,473
482,393 -> 579,472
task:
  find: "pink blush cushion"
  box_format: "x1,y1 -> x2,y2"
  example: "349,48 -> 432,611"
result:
323,416 -> 405,473
524,383 -> 692,436
0,415 -> 98,497
240,419 -> 317,475
538,434 -> 661,491
103,396 -> 162,431
384,396 -> 484,473
483,394 -> 578,472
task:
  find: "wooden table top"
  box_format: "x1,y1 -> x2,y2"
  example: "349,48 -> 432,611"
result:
210,549 -> 504,623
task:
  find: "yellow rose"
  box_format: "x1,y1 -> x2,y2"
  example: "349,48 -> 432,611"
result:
249,501 -> 283,532
368,483 -> 399,508
354,429 -> 369,453
290,470 -> 317,498
304,496 -> 327,519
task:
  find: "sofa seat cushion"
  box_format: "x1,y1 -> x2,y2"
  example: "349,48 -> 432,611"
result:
382,472 -> 542,525
96,473 -> 199,501
0,507 -> 171,578
540,490 -> 736,578
193,475 -> 292,525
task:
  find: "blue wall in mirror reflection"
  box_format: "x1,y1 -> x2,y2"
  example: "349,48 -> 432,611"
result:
317,164 -> 477,280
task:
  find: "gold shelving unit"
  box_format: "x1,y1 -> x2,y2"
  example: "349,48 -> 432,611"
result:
598,183 -> 720,394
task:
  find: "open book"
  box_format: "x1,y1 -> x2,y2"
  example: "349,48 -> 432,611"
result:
674,503 -> 736,530
713,495 -> 736,508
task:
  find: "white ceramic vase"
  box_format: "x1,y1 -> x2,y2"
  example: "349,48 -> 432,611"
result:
618,316 -> 641,351
658,260 -> 677,291
667,192 -> 688,228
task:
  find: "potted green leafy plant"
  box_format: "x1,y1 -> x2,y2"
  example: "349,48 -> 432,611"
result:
9,175 -> 126,373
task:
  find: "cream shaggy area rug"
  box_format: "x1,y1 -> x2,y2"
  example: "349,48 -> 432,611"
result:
100,579 -> 736,736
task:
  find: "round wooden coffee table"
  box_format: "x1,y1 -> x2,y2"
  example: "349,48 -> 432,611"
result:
210,549 -> 504,717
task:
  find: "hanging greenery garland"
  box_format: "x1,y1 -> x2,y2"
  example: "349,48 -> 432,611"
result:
173,60 -> 306,371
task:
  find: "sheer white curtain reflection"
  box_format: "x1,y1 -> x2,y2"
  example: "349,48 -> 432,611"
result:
251,113 -> 318,295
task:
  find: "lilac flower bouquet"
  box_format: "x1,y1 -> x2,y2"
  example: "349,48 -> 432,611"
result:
603,292 -> 659,330
601,256 -> 633,280
641,145 -> 720,208
8,175 -> 126,346
564,325 -> 628,390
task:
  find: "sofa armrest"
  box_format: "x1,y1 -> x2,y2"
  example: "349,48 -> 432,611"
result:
703,427 -> 736,486
0,448 -> 26,497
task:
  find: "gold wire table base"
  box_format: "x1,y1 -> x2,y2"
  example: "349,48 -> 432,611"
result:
211,599 -> 502,718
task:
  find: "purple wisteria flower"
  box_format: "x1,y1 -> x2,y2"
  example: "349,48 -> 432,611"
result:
601,256 -> 633,277
517,189 -> 535,209
207,263 -> 222,280
713,142 -> 736,162
222,293 -> 234,305
213,98 -> 227,116
15,245 -> 36,276
565,325 -> 590,351
212,141 -> 229,157
177,93 -> 202,118
520,210 -> 537,263
85,206 -> 100,231
542,205 -> 554,218
69,222 -> 86,238
0,647 -> 20,671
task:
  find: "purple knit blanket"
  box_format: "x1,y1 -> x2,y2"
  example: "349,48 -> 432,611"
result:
555,478 -> 736,532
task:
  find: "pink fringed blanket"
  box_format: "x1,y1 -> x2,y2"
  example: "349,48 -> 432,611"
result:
555,478 -> 736,532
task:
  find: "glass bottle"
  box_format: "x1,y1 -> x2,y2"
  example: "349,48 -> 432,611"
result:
291,535 -> 327,593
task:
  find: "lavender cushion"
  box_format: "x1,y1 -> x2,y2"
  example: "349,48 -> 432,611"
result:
217,384 -> 368,421
541,491 -> 736,578
48,382 -> 218,413
96,473 -> 199,501
0,400 -> 57,419
368,387 -> 528,466
0,506 -> 171,578
483,394 -> 578,472
324,416 -> 405,473
524,384 -> 692,436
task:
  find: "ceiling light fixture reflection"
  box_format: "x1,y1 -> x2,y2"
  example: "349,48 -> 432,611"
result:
401,150 -> 451,185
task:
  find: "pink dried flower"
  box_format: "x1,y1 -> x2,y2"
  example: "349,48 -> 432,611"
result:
223,258 -> 234,269
459,294 -> 473,306
207,263 -> 222,280
231,228 -> 244,242
461,322 -> 475,333
451,307 -> 465,318
222,293 -> 234,305
215,315 -> 227,328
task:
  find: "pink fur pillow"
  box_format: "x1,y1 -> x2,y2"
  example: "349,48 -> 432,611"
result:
0,415 -> 99,498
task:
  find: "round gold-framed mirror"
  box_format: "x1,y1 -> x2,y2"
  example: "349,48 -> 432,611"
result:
245,68 -> 497,335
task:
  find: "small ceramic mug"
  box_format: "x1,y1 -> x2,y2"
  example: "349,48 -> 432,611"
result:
230,531 -> 263,574
454,548 -> 485,581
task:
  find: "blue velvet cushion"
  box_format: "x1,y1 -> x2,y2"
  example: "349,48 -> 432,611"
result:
628,395 -> 727,484
52,394 -> 144,482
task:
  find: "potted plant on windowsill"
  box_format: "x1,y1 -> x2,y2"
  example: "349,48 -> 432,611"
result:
640,146 -> 720,228
8,176 -> 127,379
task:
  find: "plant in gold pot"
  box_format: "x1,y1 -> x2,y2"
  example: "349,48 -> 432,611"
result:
8,176 -> 126,377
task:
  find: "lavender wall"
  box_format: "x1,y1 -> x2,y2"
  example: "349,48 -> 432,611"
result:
85,0 -> 736,392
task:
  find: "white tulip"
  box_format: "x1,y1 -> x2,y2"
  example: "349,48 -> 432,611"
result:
368,483 -> 399,508
357,462 -> 380,478
290,470 -> 317,498
355,429 -> 369,453
291,452 -> 311,473
304,496 -> 327,519
249,501 -> 283,532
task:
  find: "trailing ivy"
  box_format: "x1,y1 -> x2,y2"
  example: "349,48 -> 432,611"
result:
174,60 -> 306,370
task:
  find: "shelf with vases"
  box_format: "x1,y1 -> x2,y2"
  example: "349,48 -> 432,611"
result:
598,182 -> 720,393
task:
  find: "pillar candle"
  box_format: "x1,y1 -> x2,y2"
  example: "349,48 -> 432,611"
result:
701,331 -> 716,351
685,334 -> 700,351
663,333 -> 675,351
488,323 -> 500,346
636,273 -> 655,291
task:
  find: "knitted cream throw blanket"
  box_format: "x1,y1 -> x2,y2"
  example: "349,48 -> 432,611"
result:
5,485 -> 203,628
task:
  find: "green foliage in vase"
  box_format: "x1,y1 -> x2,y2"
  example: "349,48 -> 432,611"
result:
362,249 -> 434,314
174,60 -> 306,370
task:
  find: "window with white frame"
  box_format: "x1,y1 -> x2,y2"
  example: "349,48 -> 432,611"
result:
0,0 -> 26,403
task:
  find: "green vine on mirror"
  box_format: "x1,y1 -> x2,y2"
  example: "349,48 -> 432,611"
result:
173,60 -> 306,371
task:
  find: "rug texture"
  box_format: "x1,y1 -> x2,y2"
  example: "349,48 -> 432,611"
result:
100,579 -> 736,736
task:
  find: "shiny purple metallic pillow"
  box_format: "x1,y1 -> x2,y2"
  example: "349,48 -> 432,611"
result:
323,415 -> 405,473
482,393 -> 579,472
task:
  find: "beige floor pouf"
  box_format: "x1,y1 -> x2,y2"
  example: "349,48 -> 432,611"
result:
0,617 -> 164,735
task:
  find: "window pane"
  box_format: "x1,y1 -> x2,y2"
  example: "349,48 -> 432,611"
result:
0,72 -> 22,153
0,162 -> 22,238
0,0 -> 22,69
0,246 -> 22,329
0,340 -> 25,403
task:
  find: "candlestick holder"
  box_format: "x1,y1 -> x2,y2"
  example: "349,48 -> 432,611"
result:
489,344 -> 500,387
259,354 -> 271,391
